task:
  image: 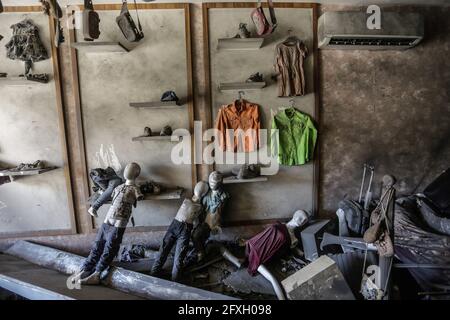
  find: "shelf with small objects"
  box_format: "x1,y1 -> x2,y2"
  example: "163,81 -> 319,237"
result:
129,92 -> 186,109
0,164 -> 58,182
131,125 -> 188,142
222,164 -> 269,184
217,23 -> 265,50
0,75 -> 50,86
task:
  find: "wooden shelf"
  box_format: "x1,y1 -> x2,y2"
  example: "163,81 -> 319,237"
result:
132,135 -> 185,142
71,42 -> 129,53
144,188 -> 184,200
129,101 -> 182,109
219,81 -> 266,91
223,176 -> 268,184
0,167 -> 58,181
0,77 -> 47,86
88,188 -> 184,204
217,38 -> 265,50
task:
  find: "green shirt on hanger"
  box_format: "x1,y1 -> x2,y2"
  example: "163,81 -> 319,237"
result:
271,107 -> 317,165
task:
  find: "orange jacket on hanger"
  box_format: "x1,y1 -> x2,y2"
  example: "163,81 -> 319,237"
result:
215,100 -> 260,152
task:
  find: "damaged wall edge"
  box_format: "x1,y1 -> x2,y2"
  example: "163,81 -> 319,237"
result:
4,240 -> 237,300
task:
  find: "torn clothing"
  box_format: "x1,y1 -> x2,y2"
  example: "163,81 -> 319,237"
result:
104,184 -> 143,228
215,100 -> 261,152
152,219 -> 192,281
82,223 -> 126,273
246,222 -> 291,276
89,167 -> 122,192
5,19 -> 48,63
274,39 -> 308,97
174,199 -> 203,224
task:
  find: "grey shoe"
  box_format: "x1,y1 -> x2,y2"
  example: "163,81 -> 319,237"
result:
160,125 -> 172,136
80,271 -> 100,285
88,207 -> 98,218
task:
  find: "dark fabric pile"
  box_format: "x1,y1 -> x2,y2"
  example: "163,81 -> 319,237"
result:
394,196 -> 450,292
5,19 -> 48,63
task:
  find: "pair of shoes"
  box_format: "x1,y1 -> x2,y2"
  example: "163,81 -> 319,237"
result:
232,164 -> 261,179
160,125 -> 172,136
88,207 -> 98,218
161,91 -> 179,103
13,160 -> 45,171
246,72 -> 264,83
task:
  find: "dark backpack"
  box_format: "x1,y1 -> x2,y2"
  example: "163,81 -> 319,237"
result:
338,199 -> 370,236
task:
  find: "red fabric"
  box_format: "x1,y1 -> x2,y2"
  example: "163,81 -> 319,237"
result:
245,222 -> 290,276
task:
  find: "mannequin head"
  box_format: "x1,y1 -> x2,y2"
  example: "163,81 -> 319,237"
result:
192,181 -> 209,202
286,210 -> 309,229
208,171 -> 223,191
124,162 -> 141,185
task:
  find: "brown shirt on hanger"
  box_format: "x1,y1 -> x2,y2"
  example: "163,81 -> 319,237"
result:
274,39 -> 308,97
215,100 -> 260,152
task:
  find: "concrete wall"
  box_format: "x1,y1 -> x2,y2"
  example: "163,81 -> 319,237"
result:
319,5 -> 450,216
0,12 -> 72,234
75,8 -> 193,228
208,7 -> 317,222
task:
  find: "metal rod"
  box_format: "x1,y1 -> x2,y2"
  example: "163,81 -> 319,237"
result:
358,164 -> 367,203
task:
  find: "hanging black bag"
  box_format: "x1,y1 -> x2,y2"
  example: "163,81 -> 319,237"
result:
116,0 -> 144,42
83,0 -> 101,41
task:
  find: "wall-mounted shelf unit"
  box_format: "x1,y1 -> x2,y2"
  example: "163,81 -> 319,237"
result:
131,135 -> 185,142
0,167 -> 58,182
129,101 -> 182,109
0,77 -> 47,86
88,188 -> 184,204
217,38 -> 265,50
223,176 -> 268,184
71,42 -> 129,53
219,81 -> 266,91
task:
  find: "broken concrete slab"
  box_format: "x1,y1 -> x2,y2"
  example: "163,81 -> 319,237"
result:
223,268 -> 276,296
5,241 -> 237,300
281,255 -> 355,300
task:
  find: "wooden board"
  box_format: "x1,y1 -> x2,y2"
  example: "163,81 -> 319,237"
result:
0,77 -> 47,86
131,135 -> 184,142
223,176 -> 268,184
0,167 -> 57,177
71,42 -> 129,53
129,101 -> 182,109
218,81 -> 266,91
217,37 -> 265,50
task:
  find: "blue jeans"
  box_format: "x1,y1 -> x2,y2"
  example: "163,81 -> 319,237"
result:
82,223 -> 125,273
92,178 -> 122,210
151,220 -> 192,281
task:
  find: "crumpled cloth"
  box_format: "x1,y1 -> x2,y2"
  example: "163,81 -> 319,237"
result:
245,222 -> 291,276
5,19 -> 48,63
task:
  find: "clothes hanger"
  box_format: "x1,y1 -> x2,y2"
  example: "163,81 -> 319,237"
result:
283,28 -> 299,45
236,90 -> 245,107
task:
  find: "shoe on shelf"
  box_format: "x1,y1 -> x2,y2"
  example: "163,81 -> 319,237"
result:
246,72 -> 264,83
